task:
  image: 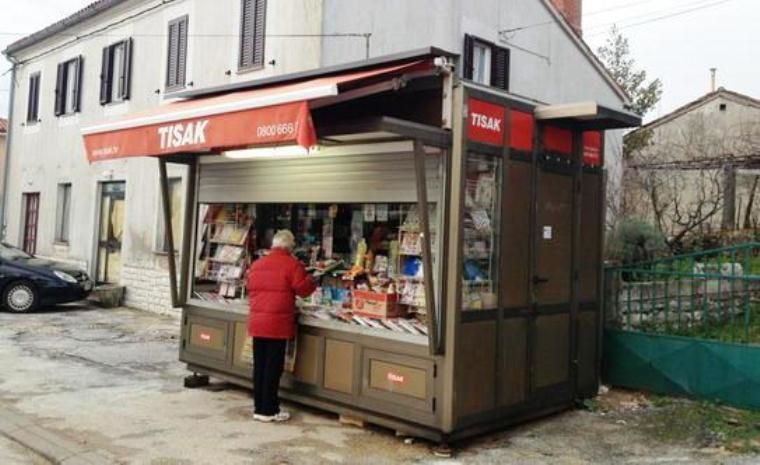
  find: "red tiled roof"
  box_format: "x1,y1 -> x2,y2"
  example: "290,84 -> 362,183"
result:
0,118 -> 8,134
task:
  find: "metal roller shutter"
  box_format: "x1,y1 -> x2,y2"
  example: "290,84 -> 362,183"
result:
198,152 -> 443,204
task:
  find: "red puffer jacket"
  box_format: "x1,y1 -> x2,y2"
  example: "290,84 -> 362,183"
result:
247,248 -> 316,339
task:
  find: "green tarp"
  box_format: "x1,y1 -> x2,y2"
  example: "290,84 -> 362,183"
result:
603,329 -> 760,410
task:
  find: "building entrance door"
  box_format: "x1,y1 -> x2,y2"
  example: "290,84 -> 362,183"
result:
22,193 -> 40,255
96,182 -> 126,284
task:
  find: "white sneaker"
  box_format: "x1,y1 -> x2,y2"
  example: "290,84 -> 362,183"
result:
253,411 -> 290,423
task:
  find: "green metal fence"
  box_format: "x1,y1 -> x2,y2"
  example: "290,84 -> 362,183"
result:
605,242 -> 760,344
603,243 -> 760,410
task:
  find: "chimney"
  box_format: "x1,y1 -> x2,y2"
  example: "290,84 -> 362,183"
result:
710,68 -> 717,92
551,0 -> 583,35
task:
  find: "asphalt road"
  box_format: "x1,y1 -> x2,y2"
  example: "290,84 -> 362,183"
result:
0,304 -> 757,465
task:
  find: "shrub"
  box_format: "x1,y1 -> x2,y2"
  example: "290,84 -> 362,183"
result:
606,219 -> 668,266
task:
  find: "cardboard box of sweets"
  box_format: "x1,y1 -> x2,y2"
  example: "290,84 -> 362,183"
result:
352,290 -> 406,319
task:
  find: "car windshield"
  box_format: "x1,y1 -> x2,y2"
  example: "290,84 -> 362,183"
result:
0,243 -> 33,260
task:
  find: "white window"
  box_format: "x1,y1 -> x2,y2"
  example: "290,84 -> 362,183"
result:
55,183 -> 72,243
472,42 -> 492,85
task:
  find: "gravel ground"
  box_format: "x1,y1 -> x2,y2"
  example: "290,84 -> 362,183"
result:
0,304 -> 757,465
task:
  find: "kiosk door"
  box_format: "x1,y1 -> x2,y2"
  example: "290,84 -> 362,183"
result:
530,137 -> 576,397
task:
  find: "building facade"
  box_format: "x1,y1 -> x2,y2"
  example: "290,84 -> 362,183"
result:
3,0 -> 626,314
624,88 -> 760,243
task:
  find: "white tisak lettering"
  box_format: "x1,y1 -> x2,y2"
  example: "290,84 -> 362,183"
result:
171,124 -> 183,148
158,126 -> 170,149
194,120 -> 209,144
157,119 -> 210,150
180,125 -> 195,146
471,112 -> 502,132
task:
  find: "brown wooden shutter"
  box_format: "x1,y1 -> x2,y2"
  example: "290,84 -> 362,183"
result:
33,74 -> 40,120
54,63 -> 65,116
490,45 -> 510,91
100,46 -> 111,105
253,0 -> 266,67
27,74 -> 38,122
73,56 -> 84,112
166,20 -> 179,88
463,34 -> 474,80
176,17 -> 188,88
239,0 -> 255,69
121,38 -> 133,100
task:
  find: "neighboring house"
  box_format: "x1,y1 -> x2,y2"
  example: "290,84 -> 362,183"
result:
624,88 -> 760,244
2,0 -> 627,314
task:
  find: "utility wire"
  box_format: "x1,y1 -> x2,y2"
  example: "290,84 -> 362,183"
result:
586,0 -> 737,36
501,0 -> 699,34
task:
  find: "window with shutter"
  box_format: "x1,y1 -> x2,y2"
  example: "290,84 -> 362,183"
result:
239,0 -> 266,71
463,35 -> 510,91
166,16 -> 188,91
100,39 -> 133,105
27,73 -> 40,123
55,56 -> 83,116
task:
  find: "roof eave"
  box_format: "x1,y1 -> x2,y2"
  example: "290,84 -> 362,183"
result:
3,0 -> 131,57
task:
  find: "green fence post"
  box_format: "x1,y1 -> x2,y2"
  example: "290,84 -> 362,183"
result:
627,279 -> 632,330
677,259 -> 683,331
664,270 -> 670,332
691,256 -> 696,337
744,249 -> 751,342
730,250 -> 737,343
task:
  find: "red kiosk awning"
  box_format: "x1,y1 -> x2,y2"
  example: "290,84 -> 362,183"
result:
82,61 -> 430,162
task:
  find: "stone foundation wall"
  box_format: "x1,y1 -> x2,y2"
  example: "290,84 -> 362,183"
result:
120,264 -> 178,315
607,277 -> 759,331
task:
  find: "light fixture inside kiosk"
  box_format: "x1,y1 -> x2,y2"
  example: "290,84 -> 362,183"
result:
223,145 -> 315,159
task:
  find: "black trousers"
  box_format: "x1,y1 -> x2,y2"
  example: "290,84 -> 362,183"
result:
252,337 -> 287,416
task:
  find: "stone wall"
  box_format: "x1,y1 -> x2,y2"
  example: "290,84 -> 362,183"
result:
607,277 -> 759,331
120,263 -> 177,315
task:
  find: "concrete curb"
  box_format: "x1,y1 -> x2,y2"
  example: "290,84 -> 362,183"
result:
0,402 -> 116,465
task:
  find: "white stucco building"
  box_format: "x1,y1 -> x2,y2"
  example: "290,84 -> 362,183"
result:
2,0 -> 627,314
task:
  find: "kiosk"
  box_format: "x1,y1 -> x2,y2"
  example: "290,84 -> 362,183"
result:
82,48 -> 640,443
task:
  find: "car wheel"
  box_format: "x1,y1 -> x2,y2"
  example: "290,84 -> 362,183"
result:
3,281 -> 39,313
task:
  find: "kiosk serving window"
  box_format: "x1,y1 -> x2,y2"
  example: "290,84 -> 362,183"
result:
191,201 -> 438,338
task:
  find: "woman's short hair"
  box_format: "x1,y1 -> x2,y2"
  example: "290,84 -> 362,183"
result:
272,229 -> 296,251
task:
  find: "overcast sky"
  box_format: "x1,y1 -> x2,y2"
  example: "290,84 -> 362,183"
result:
0,0 -> 758,120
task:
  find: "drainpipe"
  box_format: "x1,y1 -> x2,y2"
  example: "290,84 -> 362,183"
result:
0,56 -> 18,241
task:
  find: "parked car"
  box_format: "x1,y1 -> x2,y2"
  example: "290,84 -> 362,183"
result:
0,243 -> 94,312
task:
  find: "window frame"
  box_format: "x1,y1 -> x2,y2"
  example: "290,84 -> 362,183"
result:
463,34 -> 510,91
165,15 -> 189,92
238,0 -> 267,72
54,56 -> 83,117
55,183 -> 72,244
26,72 -> 41,124
100,38 -> 133,105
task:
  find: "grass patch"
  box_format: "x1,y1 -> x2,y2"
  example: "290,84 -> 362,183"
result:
640,397 -> 760,453
668,305 -> 760,344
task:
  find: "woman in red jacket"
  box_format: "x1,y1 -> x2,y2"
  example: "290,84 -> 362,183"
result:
247,229 -> 316,422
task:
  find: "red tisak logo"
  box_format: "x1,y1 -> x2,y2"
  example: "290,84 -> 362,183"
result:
467,98 -> 506,146
387,372 -> 405,384
199,332 -> 212,342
